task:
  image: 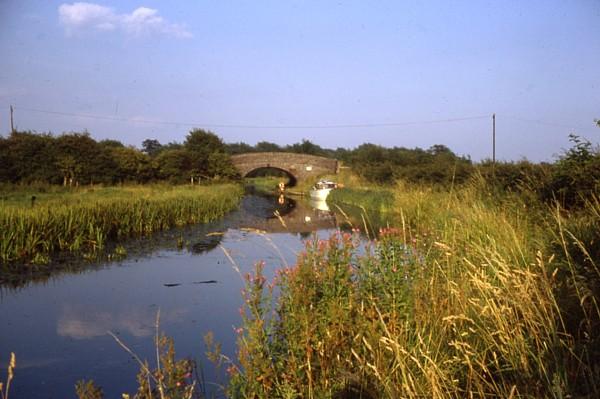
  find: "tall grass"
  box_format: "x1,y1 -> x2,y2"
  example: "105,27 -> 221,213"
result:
230,178 -> 600,398
328,186 -> 395,214
0,184 -> 243,269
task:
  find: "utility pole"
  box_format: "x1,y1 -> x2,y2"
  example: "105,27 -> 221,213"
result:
492,113 -> 496,164
10,105 -> 15,133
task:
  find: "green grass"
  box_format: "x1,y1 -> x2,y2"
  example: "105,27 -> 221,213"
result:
0,183 -> 243,269
328,186 -> 395,214
228,178 -> 600,398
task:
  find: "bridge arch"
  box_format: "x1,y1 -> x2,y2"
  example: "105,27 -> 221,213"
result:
231,152 -> 338,183
244,166 -> 298,186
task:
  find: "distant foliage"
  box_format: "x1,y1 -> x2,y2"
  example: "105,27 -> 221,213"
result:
477,160 -> 553,192
226,140 -> 473,186
0,129 -> 238,185
184,129 -> 238,181
226,132 -> 599,206
342,143 -> 473,185
475,134 -> 600,208
545,134 -> 600,207
2,127 -> 598,206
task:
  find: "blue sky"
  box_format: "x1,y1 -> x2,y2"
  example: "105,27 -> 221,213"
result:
1,1 -> 599,161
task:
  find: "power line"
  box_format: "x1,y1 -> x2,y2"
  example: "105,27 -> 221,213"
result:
12,105 -> 490,129
12,105 -> 595,133
501,115 -> 593,131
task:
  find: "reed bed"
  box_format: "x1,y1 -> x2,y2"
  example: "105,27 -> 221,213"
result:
328,186 -> 395,214
229,179 -> 600,398
0,183 -> 243,268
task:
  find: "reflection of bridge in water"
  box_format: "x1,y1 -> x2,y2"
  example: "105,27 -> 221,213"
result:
190,194 -> 339,254
237,194 -> 338,234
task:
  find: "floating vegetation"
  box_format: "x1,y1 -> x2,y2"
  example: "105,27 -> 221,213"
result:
191,234 -> 224,254
193,280 -> 218,284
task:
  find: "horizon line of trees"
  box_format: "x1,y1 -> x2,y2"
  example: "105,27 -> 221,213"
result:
0,128 -> 477,185
1,128 -> 598,207
0,129 -> 237,186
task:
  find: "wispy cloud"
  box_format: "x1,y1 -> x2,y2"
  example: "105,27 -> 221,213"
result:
58,2 -> 192,39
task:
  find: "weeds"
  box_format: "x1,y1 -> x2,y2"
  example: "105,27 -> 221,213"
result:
231,179 -> 600,397
0,353 -> 15,399
0,184 -> 242,269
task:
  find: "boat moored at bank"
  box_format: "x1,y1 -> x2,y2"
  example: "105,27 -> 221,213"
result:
309,180 -> 338,200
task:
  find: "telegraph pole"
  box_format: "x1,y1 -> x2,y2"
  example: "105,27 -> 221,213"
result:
10,105 -> 15,133
492,113 -> 496,164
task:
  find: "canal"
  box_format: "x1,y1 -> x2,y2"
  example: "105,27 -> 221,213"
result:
0,193 -> 383,398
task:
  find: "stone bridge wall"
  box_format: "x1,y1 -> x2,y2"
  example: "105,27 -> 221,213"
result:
231,152 -> 338,182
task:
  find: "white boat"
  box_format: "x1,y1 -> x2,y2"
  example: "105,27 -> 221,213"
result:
309,198 -> 330,212
309,180 -> 338,200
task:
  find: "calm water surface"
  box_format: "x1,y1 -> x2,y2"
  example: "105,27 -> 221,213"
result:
0,194 -> 384,398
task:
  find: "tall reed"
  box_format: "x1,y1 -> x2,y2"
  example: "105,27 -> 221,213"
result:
0,184 -> 243,269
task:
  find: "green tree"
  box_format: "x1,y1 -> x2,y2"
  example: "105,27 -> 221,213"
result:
184,129 -> 236,180
286,139 -> 327,156
155,148 -> 190,182
207,151 -> 239,178
4,131 -> 59,183
55,132 -> 117,185
99,139 -> 125,148
111,146 -> 154,183
141,138 -> 163,157
254,141 -> 282,152
0,135 -> 12,182
548,134 -> 600,206
226,141 -> 254,155
56,155 -> 81,186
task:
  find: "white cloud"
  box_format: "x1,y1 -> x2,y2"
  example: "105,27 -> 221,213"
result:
58,2 -> 192,39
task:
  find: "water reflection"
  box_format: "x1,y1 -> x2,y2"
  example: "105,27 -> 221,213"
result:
190,232 -> 223,254
233,193 -> 337,234
239,192 -> 297,219
56,304 -> 188,340
310,198 -> 331,212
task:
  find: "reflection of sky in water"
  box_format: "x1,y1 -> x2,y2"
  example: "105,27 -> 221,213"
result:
0,195 -> 386,398
56,304 -> 189,339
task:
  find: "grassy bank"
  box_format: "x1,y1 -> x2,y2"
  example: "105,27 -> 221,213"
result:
230,179 -> 600,398
0,183 -> 243,269
328,186 -> 395,214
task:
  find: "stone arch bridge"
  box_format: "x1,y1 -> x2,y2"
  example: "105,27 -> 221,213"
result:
231,152 -> 338,184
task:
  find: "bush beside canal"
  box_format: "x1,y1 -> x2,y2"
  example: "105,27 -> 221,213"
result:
230,177 -> 600,398
0,183 -> 243,269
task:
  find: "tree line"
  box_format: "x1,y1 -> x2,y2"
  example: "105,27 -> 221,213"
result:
1,127 -> 598,207
0,129 -> 236,185
0,129 -> 474,186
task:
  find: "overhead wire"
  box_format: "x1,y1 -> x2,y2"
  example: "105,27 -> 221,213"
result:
11,105 -> 490,129
7,105 -> 596,133
500,115 -> 593,131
